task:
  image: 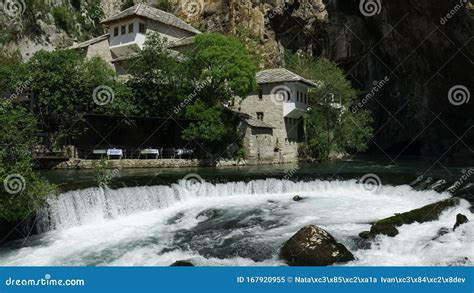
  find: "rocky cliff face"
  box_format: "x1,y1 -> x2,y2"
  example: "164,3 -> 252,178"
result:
174,0 -> 473,157
3,0 -> 473,157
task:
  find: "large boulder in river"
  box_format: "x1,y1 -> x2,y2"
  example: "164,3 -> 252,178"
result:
280,225 -> 354,266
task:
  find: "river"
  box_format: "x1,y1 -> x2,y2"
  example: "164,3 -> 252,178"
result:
0,156 -> 472,266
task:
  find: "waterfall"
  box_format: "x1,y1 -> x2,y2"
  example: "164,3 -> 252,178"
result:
36,178 -> 449,233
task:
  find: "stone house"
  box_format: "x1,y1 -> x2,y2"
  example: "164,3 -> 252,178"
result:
232,68 -> 316,163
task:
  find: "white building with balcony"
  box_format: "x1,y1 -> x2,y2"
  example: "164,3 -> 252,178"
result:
71,4 -> 201,74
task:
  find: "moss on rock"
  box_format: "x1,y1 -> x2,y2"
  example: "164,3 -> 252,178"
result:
369,198 -> 460,237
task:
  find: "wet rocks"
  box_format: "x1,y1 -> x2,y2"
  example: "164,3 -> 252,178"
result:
196,209 -> 224,222
453,213 -> 469,231
413,177 -> 434,191
370,223 -> 400,237
280,225 -> 354,266
293,195 -> 304,202
433,227 -> 451,240
368,198 -> 460,237
170,260 -> 194,266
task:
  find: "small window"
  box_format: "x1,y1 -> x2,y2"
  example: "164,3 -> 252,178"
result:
121,25 -> 126,35
114,27 -> 119,36
258,89 -> 263,100
139,23 -> 146,34
128,23 -> 134,33
257,112 -> 264,121
286,91 -> 291,102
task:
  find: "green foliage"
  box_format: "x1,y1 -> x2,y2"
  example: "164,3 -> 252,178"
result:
0,100 -> 56,221
20,49 -> 135,146
0,50 -> 23,93
182,101 -> 238,149
178,33 -> 256,151
230,25 -> 272,69
285,52 -> 358,106
185,33 -> 257,101
285,52 -> 373,160
92,158 -> 110,187
128,34 -> 188,117
121,0 -> 135,11
153,0 -> 172,12
52,6 -> 76,34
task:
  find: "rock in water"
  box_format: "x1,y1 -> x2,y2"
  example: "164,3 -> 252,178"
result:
369,198 -> 460,237
170,260 -> 194,266
453,213 -> 469,231
293,195 -> 304,202
370,223 -> 399,237
280,225 -> 354,266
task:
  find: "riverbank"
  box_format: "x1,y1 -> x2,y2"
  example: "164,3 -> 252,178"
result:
54,158 -> 252,169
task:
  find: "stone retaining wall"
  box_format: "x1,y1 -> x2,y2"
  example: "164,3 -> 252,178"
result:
54,159 -> 202,169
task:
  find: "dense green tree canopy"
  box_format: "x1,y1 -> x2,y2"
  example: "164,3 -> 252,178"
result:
0,100 -> 56,221
179,33 -> 256,152
185,32 -> 257,103
15,49 -> 134,146
286,53 -> 373,159
128,34 -> 188,117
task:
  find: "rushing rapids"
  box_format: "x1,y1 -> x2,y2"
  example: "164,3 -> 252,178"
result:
0,179 -> 472,266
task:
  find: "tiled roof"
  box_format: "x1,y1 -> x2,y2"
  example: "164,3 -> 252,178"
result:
256,68 -> 317,87
70,34 -> 109,49
102,4 -> 201,35
168,36 -> 195,48
244,117 -> 274,129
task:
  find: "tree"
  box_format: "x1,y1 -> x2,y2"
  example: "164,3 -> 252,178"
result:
127,33 -> 188,117
185,33 -> 257,103
121,0 -> 135,11
19,49 -> 134,147
153,0 -> 172,12
285,52 -> 373,160
0,100 -> 56,221
0,50 -> 23,94
181,33 -> 256,152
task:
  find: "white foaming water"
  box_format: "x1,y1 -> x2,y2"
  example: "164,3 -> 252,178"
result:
0,179 -> 471,266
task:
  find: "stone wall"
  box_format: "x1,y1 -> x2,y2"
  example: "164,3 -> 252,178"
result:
55,159 -> 201,169
236,83 -> 302,163
86,38 -> 114,66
